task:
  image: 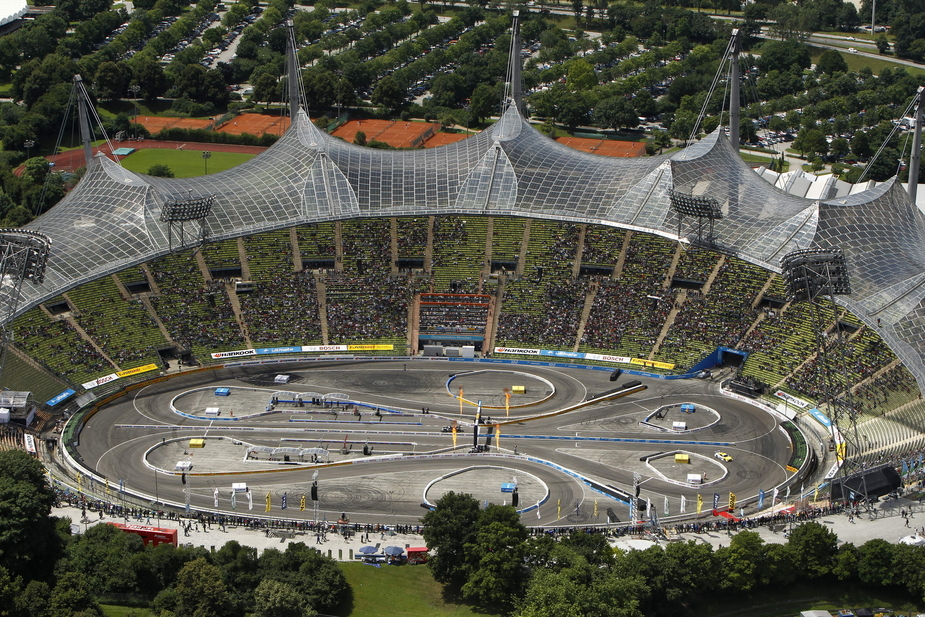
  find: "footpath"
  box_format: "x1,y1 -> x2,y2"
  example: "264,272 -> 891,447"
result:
53,495 -> 925,559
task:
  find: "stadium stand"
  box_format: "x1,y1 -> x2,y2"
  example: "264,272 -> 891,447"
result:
7,213 -> 925,455
65,276 -> 165,370
148,254 -> 245,357
432,216 -> 487,294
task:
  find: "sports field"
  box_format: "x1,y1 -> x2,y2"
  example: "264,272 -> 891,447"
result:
117,149 -> 257,178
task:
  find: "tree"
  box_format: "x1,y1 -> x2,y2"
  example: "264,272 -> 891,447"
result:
58,523 -> 144,596
173,558 -> 235,617
129,55 -> 168,101
516,562 -> 649,617
755,40 -> 812,73
851,130 -> 872,159
49,572 -> 104,617
0,450 -> 62,582
715,531 -> 767,592
816,50 -> 849,75
795,128 -> 827,157
856,539 -> 896,587
652,130 -> 672,154
554,90 -> 591,129
786,521 -> 838,578
461,505 -> 529,610
566,59 -> 597,92
876,33 -> 891,54
593,97 -> 638,130
0,565 -> 23,617
252,71 -> 282,107
94,62 -> 129,102
829,137 -> 850,160
353,131 -> 367,146
371,76 -> 406,114
429,73 -> 465,107
147,164 -> 174,178
422,491 -> 480,586
253,579 -> 314,617
256,543 -> 348,614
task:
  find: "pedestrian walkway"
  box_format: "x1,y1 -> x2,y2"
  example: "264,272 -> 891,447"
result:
54,496 -> 925,560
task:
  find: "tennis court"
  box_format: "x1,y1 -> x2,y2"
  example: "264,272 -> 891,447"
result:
333,119 -> 439,148
555,136 -> 645,157
138,117 -> 215,133
424,132 -> 471,148
216,113 -> 290,136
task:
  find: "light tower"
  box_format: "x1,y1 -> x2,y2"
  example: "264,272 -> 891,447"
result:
780,248 -> 867,508
160,193 -> 214,253
0,229 -> 52,385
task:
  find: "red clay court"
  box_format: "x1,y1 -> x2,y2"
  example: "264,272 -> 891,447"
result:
215,113 -> 290,136
137,116 -> 214,132
332,119 -> 440,148
554,136 -> 645,157
41,120 -> 644,173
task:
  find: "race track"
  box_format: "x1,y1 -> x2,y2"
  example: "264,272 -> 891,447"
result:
73,360 -> 795,527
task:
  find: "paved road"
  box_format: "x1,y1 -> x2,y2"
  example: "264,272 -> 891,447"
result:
71,360 -> 802,528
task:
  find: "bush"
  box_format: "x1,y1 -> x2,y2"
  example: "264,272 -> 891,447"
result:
147,164 -> 174,177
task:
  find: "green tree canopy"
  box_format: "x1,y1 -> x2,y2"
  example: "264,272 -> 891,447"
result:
816,50 -> 849,75
462,505 -> 529,609
0,450 -> 62,582
172,557 -> 235,617
49,572 -> 104,617
422,491 -> 481,586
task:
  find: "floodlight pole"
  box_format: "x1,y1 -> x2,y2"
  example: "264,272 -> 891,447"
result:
781,249 -> 869,511
909,86 -> 923,203
0,230 -> 51,386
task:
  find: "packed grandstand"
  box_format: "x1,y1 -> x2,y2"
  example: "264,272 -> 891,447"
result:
2,21 -> 925,471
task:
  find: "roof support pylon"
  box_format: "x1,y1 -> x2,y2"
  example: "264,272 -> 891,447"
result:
74,75 -> 93,168
505,10 -> 525,116
729,29 -> 741,147
910,86 -> 923,203
286,20 -> 301,120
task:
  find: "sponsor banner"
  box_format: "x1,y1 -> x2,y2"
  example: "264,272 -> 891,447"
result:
630,358 -> 676,370
541,349 -> 584,358
786,465 -> 798,473
45,388 -> 76,407
211,349 -> 257,359
23,434 -> 35,453
774,390 -> 809,409
117,363 -> 159,378
301,345 -> 348,352
256,346 -> 302,355
584,353 -> 632,364
494,347 -> 541,355
82,373 -> 119,390
808,408 -> 832,428
347,344 -> 394,351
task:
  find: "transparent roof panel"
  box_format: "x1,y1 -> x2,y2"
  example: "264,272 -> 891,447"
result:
13,106 -> 925,394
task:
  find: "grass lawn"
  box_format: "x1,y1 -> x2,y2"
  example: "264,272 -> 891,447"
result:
334,562 -> 501,617
740,152 -> 776,165
808,46 -> 925,77
704,582 -> 924,617
101,605 -> 152,617
118,149 -> 257,178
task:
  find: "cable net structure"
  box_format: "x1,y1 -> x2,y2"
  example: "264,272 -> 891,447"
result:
6,22 -> 925,407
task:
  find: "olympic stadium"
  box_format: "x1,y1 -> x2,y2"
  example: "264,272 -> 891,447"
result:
3,19 -> 925,525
